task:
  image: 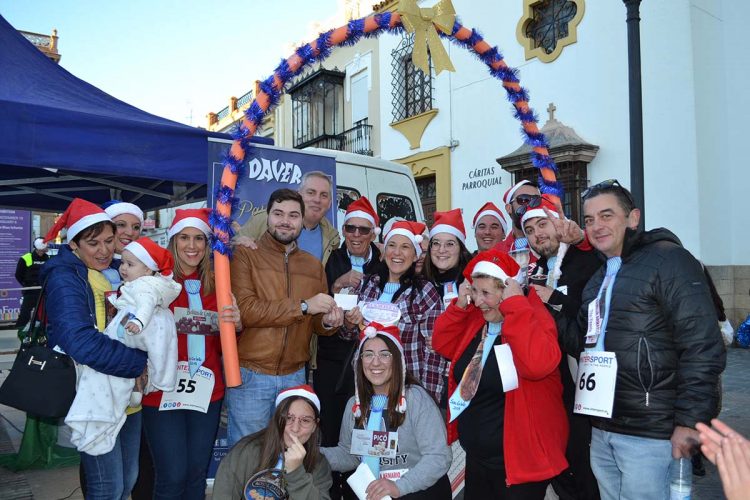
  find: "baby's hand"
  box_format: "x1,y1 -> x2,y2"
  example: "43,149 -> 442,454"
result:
125,321 -> 142,334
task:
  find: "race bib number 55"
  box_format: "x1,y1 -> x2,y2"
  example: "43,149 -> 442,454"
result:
159,361 -> 215,413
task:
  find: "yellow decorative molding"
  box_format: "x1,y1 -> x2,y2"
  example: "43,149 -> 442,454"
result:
390,108 -> 439,150
394,146 -> 451,211
372,0 -> 400,13
516,0 -> 585,63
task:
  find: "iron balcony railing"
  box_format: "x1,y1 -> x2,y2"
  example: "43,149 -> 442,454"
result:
298,119 -> 373,156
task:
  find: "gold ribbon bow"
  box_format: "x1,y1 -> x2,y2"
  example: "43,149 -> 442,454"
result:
398,0 -> 456,76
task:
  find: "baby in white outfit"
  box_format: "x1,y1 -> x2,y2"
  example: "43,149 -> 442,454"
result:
65,237 -> 181,456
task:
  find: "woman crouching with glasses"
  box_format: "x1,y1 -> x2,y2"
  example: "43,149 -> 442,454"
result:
432,249 -> 568,499
214,385 -> 332,499
322,323 -> 452,500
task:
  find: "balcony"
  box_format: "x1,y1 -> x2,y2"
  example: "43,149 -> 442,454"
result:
299,119 -> 373,156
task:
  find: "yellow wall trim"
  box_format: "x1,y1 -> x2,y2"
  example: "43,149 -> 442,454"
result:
390,108 -> 439,150
394,146 -> 451,211
516,0 -> 585,64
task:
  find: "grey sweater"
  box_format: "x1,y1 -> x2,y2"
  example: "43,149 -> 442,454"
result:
321,385 -> 452,496
213,433 -> 332,500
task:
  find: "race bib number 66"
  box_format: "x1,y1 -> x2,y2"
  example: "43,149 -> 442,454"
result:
573,351 -> 617,418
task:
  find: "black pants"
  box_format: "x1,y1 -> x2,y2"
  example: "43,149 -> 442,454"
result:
314,355 -> 355,448
15,290 -> 39,329
465,454 -> 549,500
551,414 -> 600,500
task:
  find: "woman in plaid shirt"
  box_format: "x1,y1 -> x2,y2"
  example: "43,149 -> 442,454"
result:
342,221 -> 446,404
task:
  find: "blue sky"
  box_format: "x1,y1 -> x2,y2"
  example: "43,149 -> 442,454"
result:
1,0 -> 343,126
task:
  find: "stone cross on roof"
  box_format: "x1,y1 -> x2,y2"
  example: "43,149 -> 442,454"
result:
547,102 -> 557,122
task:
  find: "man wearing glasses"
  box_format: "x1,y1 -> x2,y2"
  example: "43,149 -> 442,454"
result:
317,196 -> 383,499
558,180 -> 725,500
494,179 -> 542,254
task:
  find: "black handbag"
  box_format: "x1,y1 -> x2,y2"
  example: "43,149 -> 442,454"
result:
0,278 -> 76,418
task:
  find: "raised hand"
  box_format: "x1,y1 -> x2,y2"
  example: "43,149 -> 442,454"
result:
542,206 -> 585,245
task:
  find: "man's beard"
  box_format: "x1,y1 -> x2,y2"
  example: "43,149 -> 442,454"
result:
533,240 -> 559,258
269,226 -> 301,244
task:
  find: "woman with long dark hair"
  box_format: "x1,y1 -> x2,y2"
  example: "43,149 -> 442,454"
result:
421,210 -> 472,407
322,323 -> 452,499
342,221 -> 443,404
214,385 -> 332,499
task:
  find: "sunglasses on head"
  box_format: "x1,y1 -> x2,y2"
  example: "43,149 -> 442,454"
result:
515,195 -> 543,218
581,179 -> 635,206
343,224 -> 372,235
510,193 -> 541,206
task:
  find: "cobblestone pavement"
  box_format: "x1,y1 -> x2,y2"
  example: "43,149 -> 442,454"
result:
693,346 -> 750,500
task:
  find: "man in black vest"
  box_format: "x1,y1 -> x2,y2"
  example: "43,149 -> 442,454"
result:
14,237 -> 49,329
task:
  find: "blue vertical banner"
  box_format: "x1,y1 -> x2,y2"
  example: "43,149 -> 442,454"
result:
0,209 -> 31,322
204,140 -> 337,482
207,139 -> 337,228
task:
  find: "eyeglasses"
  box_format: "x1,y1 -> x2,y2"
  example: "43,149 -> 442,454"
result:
343,224 -> 372,236
285,413 -> 316,428
515,195 -> 543,219
509,194 -> 541,206
361,351 -> 393,363
430,239 -> 458,250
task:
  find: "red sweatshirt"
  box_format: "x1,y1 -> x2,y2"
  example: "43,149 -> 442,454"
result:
432,290 -> 569,485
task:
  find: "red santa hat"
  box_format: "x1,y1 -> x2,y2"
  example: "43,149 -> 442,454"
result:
123,237 -> 174,277
502,179 -> 531,204
463,248 -> 523,284
352,322 -> 407,418
383,220 -> 427,257
275,384 -> 320,412
429,208 -> 466,243
472,202 -> 508,235
104,202 -> 144,225
344,197 -> 381,235
44,198 -> 112,243
168,208 -> 212,239
520,194 -> 561,229
520,194 -> 569,283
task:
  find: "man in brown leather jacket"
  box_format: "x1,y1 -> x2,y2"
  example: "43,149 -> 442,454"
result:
228,188 -> 344,445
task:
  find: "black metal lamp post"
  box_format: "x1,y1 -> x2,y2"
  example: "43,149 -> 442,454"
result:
623,0 -> 645,228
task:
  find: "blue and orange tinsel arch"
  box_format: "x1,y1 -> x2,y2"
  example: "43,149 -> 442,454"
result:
211,6 -> 561,386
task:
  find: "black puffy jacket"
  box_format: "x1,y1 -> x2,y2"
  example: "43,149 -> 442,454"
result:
561,228 -> 726,439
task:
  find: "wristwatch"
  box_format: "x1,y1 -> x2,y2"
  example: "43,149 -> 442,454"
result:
301,300 -> 309,315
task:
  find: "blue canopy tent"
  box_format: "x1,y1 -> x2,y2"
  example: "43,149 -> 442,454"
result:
0,14 -> 269,212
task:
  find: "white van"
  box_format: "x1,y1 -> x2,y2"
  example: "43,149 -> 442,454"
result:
206,138 -> 424,235
304,147 -> 425,237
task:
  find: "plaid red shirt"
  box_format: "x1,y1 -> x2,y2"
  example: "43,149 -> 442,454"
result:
342,275 -> 447,403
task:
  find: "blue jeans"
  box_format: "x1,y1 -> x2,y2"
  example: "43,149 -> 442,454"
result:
80,411 -> 141,500
226,366 -> 305,446
590,427 -> 672,500
142,399 -> 222,500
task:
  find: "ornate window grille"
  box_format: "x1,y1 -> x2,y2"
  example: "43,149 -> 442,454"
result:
514,162 -> 588,225
524,0 -> 578,55
288,68 -> 345,149
391,34 -> 432,123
